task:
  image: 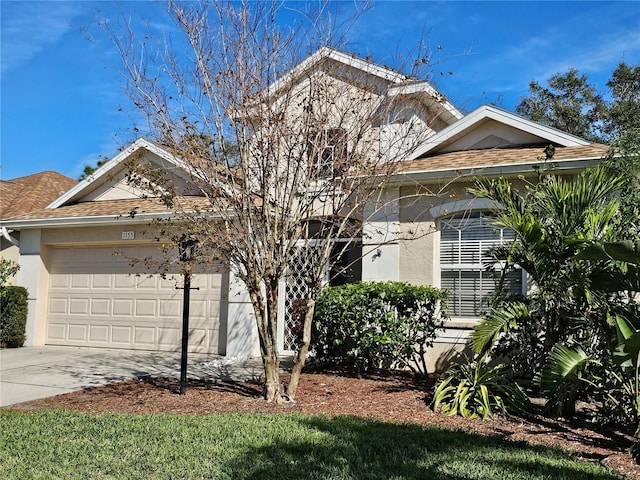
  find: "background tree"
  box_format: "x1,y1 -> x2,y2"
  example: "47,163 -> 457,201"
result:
515,68 -> 606,142
78,158 -> 108,180
603,130 -> 640,237
101,1 -> 444,402
603,62 -> 640,140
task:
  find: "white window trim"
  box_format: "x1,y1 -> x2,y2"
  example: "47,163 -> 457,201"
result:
437,210 -> 525,323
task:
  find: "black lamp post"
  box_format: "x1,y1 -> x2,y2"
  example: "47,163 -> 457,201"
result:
178,236 -> 198,395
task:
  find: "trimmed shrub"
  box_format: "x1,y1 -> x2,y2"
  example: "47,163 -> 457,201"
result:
312,281 -> 447,375
0,286 -> 28,347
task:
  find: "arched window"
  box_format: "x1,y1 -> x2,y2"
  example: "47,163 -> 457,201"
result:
439,212 -> 523,318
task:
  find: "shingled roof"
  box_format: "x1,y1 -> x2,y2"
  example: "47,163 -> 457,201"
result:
398,143 -> 610,174
0,171 -> 77,220
6,196 -> 215,224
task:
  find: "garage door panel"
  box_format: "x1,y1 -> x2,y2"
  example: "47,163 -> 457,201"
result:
135,299 -> 157,317
112,326 -> 132,344
159,299 -> 181,318
136,276 -> 159,289
68,324 -> 88,341
190,300 -> 207,319
69,298 -> 89,315
134,327 -> 155,345
208,301 -> 221,318
113,299 -> 134,316
46,246 -> 225,353
71,274 -> 91,289
89,325 -> 109,342
157,328 -> 180,347
90,299 -> 110,315
49,297 -> 68,314
92,274 -> 112,289
189,329 -> 207,349
47,323 -> 66,341
50,274 -> 69,289
114,275 -> 135,289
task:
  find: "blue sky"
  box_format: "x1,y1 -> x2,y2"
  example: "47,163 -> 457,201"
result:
1,1 -> 639,181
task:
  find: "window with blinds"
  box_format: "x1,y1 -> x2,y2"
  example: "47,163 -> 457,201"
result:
440,212 -> 523,318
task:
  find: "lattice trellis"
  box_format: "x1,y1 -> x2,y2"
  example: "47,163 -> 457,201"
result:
282,245 -> 324,352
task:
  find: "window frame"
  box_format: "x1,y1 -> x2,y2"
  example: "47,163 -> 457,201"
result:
309,127 -> 347,180
438,211 -> 525,320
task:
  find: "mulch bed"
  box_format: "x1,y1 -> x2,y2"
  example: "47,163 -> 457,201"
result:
6,370 -> 640,479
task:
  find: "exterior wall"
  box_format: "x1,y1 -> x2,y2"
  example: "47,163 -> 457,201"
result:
397,181 -> 495,371
17,229 -> 48,346
361,187 -> 399,282
226,269 -> 260,358
1,233 -> 20,285
79,151 -> 201,203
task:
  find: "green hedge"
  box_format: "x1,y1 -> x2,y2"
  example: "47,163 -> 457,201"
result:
0,286 -> 28,347
312,281 -> 447,375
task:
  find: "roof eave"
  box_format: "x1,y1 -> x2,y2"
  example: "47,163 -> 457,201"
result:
387,82 -> 463,122
389,156 -> 603,185
0,212 -> 175,230
0,208 -> 230,230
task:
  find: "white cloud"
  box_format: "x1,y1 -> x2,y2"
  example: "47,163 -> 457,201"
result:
0,1 -> 84,75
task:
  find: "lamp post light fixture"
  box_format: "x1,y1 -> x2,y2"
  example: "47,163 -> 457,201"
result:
178,236 -> 199,395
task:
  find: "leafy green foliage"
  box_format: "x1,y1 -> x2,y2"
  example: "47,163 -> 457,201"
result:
470,301 -> 529,355
516,68 -> 606,141
312,281 -> 447,375
603,62 -> 640,140
611,314 -> 640,459
470,167 -> 625,358
516,61 -> 640,142
432,355 -> 531,420
604,131 -> 640,237
0,286 -> 28,347
536,344 -> 597,417
469,166 -> 633,419
77,158 -> 108,180
0,258 -> 19,287
0,411 -> 622,479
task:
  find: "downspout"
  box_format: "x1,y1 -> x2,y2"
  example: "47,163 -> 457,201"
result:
1,227 -> 19,246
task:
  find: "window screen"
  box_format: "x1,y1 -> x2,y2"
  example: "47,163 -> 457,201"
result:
440,212 -> 523,317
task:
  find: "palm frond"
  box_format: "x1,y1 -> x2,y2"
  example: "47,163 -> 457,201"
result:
470,302 -> 529,354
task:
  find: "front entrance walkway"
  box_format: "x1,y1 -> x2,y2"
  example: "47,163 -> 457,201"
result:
0,346 -> 263,407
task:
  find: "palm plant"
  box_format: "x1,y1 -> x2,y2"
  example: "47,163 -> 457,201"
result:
575,240 -> 640,456
468,165 -> 626,415
432,354 -> 530,420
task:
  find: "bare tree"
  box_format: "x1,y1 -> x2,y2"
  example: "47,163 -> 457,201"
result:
100,0 -> 453,402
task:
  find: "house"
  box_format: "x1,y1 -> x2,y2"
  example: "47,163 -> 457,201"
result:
0,49 -> 609,368
1,171 -> 77,285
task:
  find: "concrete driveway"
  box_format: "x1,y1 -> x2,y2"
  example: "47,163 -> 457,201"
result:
0,346 -> 264,407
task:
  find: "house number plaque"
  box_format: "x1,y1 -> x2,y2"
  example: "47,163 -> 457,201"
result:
121,231 -> 135,240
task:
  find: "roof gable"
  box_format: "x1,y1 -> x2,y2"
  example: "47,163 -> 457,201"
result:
48,138 -> 196,209
263,47 -> 463,126
410,104 -> 590,159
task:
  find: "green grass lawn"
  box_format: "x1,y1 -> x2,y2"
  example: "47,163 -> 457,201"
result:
0,410 -> 623,479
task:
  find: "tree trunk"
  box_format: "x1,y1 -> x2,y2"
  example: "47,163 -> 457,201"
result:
263,355 -> 282,403
287,298 -> 315,400
249,285 -> 284,403
265,280 -> 287,403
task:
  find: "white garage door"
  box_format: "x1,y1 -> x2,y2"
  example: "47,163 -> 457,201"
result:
46,245 -> 226,354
